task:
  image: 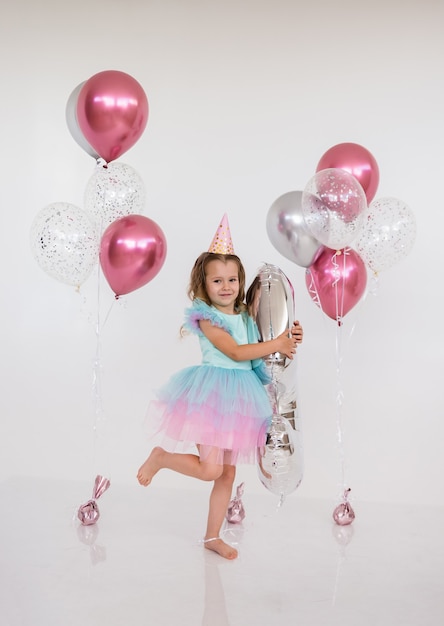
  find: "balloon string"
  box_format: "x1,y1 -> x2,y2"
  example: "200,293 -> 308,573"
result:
331,249 -> 350,327
368,271 -> 380,297
305,269 -> 322,309
91,169 -> 114,477
335,319 -> 346,493
331,251 -> 342,327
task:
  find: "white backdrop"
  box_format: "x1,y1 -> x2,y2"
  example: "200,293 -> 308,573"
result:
1,0 -> 442,507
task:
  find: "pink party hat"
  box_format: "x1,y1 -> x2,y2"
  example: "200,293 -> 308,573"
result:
208,214 -> 235,254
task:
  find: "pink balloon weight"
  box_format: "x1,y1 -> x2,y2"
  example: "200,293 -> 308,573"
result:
332,488 -> 356,526
76,70 -> 149,163
305,247 -> 367,323
100,215 -> 167,297
316,142 -> 379,204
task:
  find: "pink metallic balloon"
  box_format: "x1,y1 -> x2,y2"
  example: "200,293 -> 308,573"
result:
332,489 -> 355,526
100,214 -> 167,297
316,142 -> 379,204
76,70 -> 149,163
305,247 -> 367,323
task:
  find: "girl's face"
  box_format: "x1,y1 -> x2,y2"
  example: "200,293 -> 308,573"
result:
205,259 -> 240,313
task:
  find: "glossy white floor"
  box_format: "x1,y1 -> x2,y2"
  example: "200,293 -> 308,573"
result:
1,476 -> 442,626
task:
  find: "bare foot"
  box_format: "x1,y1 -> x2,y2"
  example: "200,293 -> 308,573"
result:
137,446 -> 164,486
204,538 -> 238,560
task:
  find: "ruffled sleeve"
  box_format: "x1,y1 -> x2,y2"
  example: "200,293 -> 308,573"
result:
183,299 -> 233,336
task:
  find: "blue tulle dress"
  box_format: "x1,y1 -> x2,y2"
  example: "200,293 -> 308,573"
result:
150,299 -> 272,465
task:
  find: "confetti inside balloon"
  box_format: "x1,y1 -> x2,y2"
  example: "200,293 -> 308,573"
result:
30,202 -> 99,287
332,488 -> 355,526
77,475 -> 111,526
84,161 -> 146,233
302,168 -> 367,250
226,482 -> 246,524
354,197 -> 416,273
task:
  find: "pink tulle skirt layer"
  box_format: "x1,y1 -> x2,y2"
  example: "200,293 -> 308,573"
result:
149,365 -> 272,466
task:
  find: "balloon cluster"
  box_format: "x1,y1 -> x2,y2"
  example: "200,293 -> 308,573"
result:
248,264 -> 304,504
31,70 -> 167,298
267,142 -> 417,324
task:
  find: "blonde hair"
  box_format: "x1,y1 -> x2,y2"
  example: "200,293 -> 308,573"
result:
188,252 -> 246,311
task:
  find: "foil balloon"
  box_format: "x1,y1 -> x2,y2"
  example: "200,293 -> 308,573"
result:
226,482 -> 246,524
332,488 -> 355,526
65,81 -> 100,159
302,168 -> 367,250
354,197 -> 417,273
30,202 -> 99,287
257,414 -> 303,503
266,190 -> 323,268
84,161 -> 146,233
77,475 -> 111,526
248,265 -> 304,500
76,70 -> 149,163
305,247 -> 367,324
248,264 -> 295,371
316,142 -> 380,204
100,214 -> 167,297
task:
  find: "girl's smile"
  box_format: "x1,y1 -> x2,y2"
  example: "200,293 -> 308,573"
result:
205,259 -> 240,314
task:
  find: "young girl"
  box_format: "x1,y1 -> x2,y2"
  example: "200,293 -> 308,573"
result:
137,250 -> 302,560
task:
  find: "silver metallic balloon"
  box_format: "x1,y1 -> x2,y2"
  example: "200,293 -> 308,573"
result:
248,264 -> 304,499
265,350 -> 300,427
267,190 -> 323,268
257,414 -> 303,502
247,263 -> 295,371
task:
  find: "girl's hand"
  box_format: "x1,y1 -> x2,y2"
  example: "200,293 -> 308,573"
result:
276,329 -> 298,359
292,320 -> 304,344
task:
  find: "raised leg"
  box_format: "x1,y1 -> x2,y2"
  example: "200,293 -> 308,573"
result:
137,446 -> 223,486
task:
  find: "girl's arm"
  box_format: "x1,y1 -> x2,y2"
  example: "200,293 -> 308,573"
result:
199,319 -> 298,362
